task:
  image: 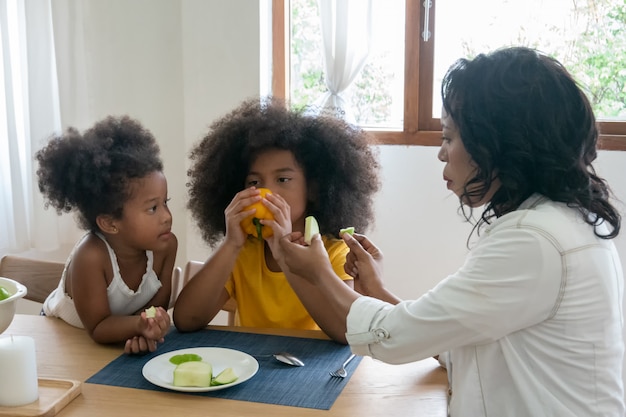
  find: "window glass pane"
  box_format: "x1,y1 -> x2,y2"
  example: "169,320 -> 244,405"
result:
433,0 -> 626,121
290,0 -> 325,107
290,0 -> 405,129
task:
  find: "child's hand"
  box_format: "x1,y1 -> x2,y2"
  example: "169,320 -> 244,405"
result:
124,335 -> 158,354
139,306 -> 170,340
224,187 -> 262,249
262,192 -> 292,259
125,306 -> 169,354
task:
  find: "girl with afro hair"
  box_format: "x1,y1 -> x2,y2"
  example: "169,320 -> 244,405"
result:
36,115 -> 177,354
174,97 -> 380,340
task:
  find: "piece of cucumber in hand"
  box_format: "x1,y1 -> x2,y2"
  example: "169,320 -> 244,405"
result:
339,227 -> 355,236
144,306 -> 157,318
304,216 -> 320,245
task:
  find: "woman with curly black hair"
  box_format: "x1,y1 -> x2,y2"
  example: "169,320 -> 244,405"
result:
174,97 -> 380,338
36,116 -> 177,354
279,47 -> 624,415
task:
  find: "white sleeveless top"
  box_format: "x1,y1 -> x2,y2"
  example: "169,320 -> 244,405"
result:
42,232 -> 162,328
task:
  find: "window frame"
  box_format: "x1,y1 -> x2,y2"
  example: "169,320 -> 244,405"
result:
271,0 -> 626,150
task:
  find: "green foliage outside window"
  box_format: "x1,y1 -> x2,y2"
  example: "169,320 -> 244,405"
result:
290,0 -> 626,124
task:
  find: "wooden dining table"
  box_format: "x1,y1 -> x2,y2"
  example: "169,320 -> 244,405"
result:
3,314 -> 448,416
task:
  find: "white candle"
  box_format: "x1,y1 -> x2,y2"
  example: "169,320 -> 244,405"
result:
0,335 -> 39,407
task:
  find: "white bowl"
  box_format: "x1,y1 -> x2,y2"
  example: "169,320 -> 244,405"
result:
0,277 -> 28,334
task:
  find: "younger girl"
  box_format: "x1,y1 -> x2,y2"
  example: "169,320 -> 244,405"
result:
174,97 -> 380,339
36,116 -> 177,354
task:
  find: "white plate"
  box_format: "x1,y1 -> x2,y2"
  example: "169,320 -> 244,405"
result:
142,347 -> 259,392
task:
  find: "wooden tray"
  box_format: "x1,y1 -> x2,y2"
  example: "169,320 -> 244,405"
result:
0,378 -> 81,416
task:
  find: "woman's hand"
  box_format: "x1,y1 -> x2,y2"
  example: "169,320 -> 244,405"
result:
279,232 -> 333,283
342,233 -> 385,297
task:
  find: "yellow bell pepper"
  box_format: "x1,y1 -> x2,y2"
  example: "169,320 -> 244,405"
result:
240,188 -> 274,240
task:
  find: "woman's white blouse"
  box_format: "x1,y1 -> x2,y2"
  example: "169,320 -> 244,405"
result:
346,194 -> 625,416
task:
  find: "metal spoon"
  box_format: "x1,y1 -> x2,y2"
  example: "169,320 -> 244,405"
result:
273,351 -> 305,367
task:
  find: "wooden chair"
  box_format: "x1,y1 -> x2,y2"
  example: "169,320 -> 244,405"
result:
170,260 -> 237,326
0,255 -> 65,304
168,266 -> 184,309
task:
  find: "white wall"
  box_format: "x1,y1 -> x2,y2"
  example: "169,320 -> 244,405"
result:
18,2 -> 626,306
43,0 -> 261,264
180,0 -> 262,261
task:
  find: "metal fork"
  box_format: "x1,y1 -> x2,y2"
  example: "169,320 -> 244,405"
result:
329,353 -> 356,378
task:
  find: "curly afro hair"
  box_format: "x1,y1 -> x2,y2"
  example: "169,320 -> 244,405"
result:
187,97 -> 381,247
35,115 -> 163,231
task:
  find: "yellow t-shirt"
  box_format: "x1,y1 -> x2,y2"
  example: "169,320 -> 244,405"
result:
224,236 -> 352,330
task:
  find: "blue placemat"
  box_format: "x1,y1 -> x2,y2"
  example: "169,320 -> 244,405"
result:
87,328 -> 362,410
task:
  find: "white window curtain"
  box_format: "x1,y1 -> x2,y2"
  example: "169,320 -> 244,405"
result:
314,0 -> 372,123
0,0 -> 79,255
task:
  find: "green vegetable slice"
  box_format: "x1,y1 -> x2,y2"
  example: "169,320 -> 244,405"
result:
339,227 -> 355,236
0,286 -> 11,301
304,216 -> 319,245
211,367 -> 238,386
144,306 -> 156,318
173,361 -> 212,387
169,353 -> 203,365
